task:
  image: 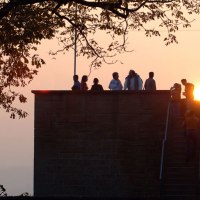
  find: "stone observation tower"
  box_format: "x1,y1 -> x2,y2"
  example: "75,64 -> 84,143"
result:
32,90 -> 200,199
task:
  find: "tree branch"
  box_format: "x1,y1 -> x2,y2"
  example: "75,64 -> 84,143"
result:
0,0 -> 174,20
54,11 -> 102,58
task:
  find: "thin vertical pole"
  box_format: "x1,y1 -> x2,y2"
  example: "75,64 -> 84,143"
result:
74,3 -> 77,76
159,100 -> 171,180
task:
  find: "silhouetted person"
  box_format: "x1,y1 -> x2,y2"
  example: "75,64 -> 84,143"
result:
124,70 -> 143,90
144,72 -> 156,90
109,72 -> 123,90
171,83 -> 181,100
80,75 -> 88,91
181,79 -> 194,109
182,109 -> 199,161
170,83 -> 181,118
71,75 -> 81,91
91,78 -> 103,91
181,79 -> 194,100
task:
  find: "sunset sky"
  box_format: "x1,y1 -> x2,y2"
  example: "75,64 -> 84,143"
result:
0,14 -> 200,196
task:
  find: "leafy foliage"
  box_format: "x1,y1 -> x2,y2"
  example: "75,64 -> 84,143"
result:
0,184 -> 31,196
0,0 -> 199,117
0,185 -> 7,196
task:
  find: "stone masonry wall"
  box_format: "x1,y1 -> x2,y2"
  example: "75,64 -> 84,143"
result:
33,90 -> 171,198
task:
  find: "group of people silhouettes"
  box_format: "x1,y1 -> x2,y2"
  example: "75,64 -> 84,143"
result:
170,79 -> 199,162
71,72 -> 199,162
71,74 -> 103,91
171,78 -> 195,111
71,70 -> 156,91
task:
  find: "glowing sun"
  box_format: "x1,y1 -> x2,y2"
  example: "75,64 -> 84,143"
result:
194,87 -> 200,100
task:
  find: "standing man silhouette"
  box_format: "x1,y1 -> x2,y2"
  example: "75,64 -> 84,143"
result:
144,72 -> 156,90
181,79 -> 194,109
109,72 -> 123,90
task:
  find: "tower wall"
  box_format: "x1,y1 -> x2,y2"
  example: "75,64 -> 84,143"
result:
33,90 -> 171,197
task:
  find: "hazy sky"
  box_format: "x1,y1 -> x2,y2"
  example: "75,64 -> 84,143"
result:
1,14 -> 200,196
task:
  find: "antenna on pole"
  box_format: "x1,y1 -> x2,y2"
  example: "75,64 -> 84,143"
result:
74,3 -> 77,76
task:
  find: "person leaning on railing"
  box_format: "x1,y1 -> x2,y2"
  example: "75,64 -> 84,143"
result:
170,83 -> 181,118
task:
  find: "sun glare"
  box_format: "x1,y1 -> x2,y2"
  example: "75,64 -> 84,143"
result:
194,86 -> 200,101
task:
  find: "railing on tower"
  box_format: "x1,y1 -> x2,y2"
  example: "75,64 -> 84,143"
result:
159,99 -> 172,180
